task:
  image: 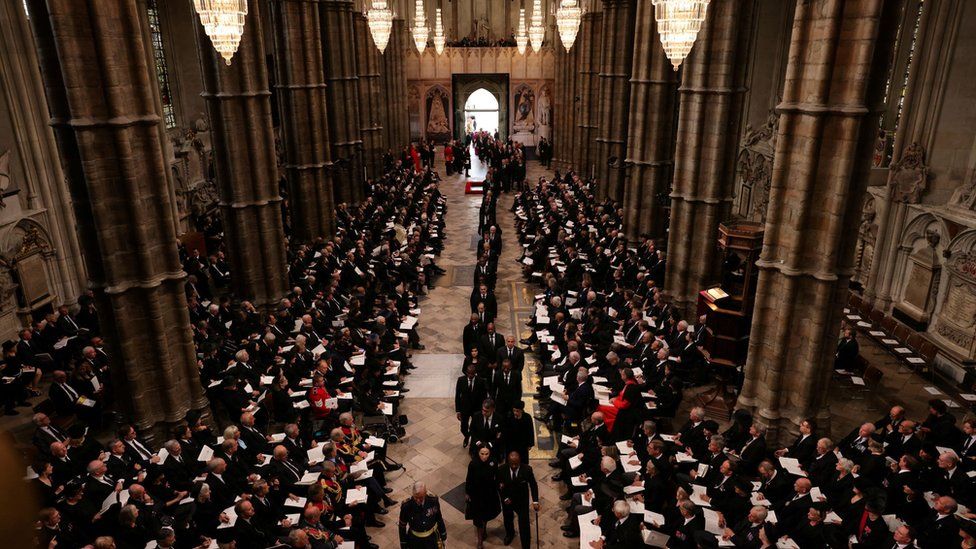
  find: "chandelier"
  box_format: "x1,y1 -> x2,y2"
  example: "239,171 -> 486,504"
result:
193,0 -> 248,65
433,8 -> 446,54
411,0 -> 429,54
651,0 -> 710,70
366,0 -> 394,54
555,0 -> 583,52
528,0 -> 545,52
516,8 -> 529,55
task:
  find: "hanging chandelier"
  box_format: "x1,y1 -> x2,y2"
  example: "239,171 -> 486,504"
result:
651,0 -> 710,70
366,0 -> 394,54
516,8 -> 529,55
411,0 -> 429,54
193,0 -> 248,65
528,0 -> 545,52
433,8 -> 446,54
555,0 -> 583,52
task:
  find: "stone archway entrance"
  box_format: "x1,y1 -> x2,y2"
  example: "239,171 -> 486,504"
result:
452,74 -> 509,141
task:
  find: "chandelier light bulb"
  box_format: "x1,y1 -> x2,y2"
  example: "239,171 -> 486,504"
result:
366,0 -> 394,54
651,0 -> 710,70
412,0 -> 429,54
528,0 -> 545,52
555,0 -> 583,52
516,8 -> 529,55
433,8 -> 446,55
193,0 -> 248,65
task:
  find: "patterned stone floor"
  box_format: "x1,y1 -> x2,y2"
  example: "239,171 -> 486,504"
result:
370,151 -> 580,547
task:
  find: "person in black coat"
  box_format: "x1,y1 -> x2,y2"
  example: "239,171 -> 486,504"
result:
502,402 -> 535,465
469,399 -> 503,459
470,283 -> 498,320
919,495 -> 962,549
455,364 -> 488,447
462,314 -> 485,356
774,418 -> 818,468
491,359 -> 521,417
497,451 -> 540,548
496,335 -> 525,374
465,447 -> 501,548
806,438 -> 839,488
734,423 -> 768,477
596,500 -> 643,548
835,329 -> 860,371
667,500 -> 705,549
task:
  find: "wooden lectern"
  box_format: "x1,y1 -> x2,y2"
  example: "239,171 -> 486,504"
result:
696,221 -> 764,415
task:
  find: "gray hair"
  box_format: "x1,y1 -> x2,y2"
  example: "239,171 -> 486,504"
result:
413,481 -> 427,495
601,456 -> 617,473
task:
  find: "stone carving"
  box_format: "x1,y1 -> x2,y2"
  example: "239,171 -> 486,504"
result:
888,142 -> 929,204
425,86 -> 451,143
853,196 -> 878,285
933,251 -> 976,352
948,169 -> 976,211
0,259 -> 17,311
513,84 -> 536,133
734,113 -> 778,222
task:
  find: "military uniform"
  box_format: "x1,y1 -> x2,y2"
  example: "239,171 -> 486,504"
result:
398,494 -> 447,548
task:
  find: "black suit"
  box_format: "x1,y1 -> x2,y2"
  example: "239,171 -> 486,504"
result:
602,514 -> 643,547
496,345 -> 526,373
920,514 -> 961,549
491,369 -> 522,416
502,412 -> 535,465
469,412 -> 502,457
455,375 -> 488,440
784,434 -> 817,467
498,464 -> 539,548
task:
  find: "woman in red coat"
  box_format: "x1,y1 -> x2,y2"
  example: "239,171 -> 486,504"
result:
444,143 -> 454,175
598,367 -> 642,439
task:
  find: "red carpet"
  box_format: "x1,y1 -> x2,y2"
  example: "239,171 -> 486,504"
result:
464,180 -> 484,195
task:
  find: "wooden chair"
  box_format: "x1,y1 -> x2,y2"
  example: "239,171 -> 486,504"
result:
893,323 -> 911,345
881,317 -> 898,336
869,309 -> 885,327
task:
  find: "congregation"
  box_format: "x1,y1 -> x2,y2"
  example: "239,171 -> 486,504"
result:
19,158 -> 452,549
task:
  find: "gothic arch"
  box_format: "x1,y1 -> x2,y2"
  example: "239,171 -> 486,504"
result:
424,84 -> 452,143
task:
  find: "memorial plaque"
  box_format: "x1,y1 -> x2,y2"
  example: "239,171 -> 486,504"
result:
942,280 -> 976,329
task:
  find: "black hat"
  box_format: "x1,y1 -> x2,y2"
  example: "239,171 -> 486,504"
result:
1,340 -> 15,353
702,420 -> 720,433
67,424 -> 87,439
514,401 -> 526,410
865,499 -> 885,514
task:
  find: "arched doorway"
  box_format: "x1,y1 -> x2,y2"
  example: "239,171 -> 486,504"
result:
463,88 -> 500,135
452,74 -> 509,141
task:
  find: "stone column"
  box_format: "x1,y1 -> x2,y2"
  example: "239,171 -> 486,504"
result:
574,12 -> 603,178
381,19 -> 410,150
551,37 -> 572,171
196,0 -> 289,310
737,0 -> 904,439
271,0 -> 337,241
355,14 -> 385,179
595,0 -> 637,201
28,0 -> 205,432
863,0 -> 957,310
663,0 -> 754,319
321,0 -> 365,203
622,5 -> 678,240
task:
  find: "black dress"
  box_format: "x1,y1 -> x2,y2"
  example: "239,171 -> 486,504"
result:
465,458 -> 501,525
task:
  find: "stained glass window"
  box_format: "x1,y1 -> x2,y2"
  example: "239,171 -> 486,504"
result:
146,0 -> 176,129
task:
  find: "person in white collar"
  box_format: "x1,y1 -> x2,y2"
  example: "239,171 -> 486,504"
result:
892,524 -> 917,549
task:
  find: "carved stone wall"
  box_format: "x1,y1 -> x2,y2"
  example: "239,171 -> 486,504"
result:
733,112 -> 778,222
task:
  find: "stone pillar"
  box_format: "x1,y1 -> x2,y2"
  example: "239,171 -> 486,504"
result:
663,0 -> 754,319
271,0 -> 337,241
595,0 -> 637,201
863,0 -> 956,311
354,14 -> 385,179
551,36 -> 574,171
28,0 -> 205,431
196,0 -> 289,310
737,0 -> 904,439
622,5 -> 678,240
574,12 -> 603,178
321,0 -> 365,203
381,19 -> 410,150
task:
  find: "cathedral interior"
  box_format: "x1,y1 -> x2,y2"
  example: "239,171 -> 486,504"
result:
1,0 -> 976,548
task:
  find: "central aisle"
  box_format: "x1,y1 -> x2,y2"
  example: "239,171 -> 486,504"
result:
368,150 -> 578,548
